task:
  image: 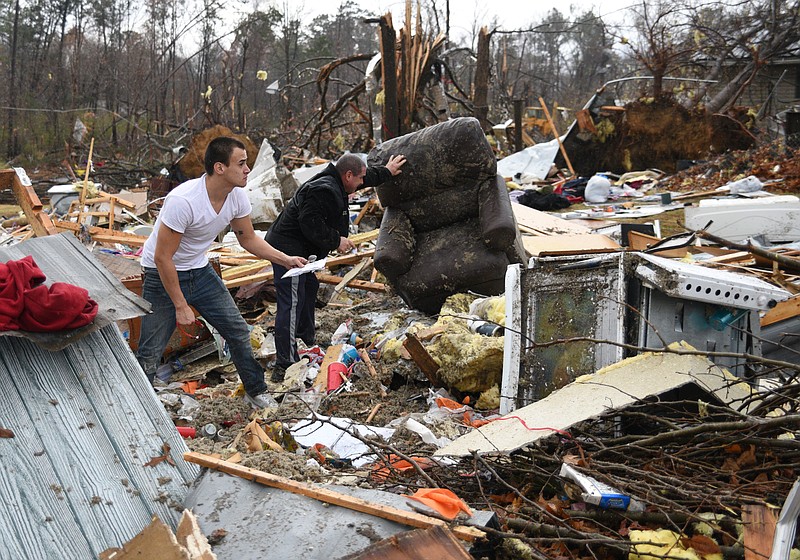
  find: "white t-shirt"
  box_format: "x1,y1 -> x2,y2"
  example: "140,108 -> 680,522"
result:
140,175 -> 252,270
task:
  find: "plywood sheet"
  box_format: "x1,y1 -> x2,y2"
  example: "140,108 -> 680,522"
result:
511,203 -> 591,236
521,233 -> 619,256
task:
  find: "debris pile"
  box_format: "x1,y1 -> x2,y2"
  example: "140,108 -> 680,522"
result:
1,114 -> 800,559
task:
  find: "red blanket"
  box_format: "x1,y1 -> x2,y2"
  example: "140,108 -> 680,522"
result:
0,255 -> 98,332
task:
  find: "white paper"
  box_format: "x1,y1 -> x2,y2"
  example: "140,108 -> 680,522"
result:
282,258 -> 327,278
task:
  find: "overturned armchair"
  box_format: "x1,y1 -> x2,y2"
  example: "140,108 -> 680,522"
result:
368,117 -> 526,314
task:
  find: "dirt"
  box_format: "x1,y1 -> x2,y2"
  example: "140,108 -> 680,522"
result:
173,293 -> 438,485
565,96 -> 764,175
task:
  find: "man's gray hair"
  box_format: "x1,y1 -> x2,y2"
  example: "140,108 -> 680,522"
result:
335,153 -> 366,176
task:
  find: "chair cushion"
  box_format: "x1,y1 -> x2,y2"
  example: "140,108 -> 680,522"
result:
374,208 -> 415,279
392,218 -> 510,313
369,117 -> 496,209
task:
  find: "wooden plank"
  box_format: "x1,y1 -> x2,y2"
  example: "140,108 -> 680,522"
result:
349,229 -> 380,245
326,249 -> 376,267
761,295 -> 800,327
403,333 -> 442,387
334,257 -> 372,293
53,220 -> 149,247
539,96 -> 574,176
672,189 -> 721,202
317,273 -> 386,293
521,233 -> 619,257
314,344 -> 343,390
221,260 -> 272,281
700,251 -> 754,264
359,348 -> 387,398
354,197 -> 375,226
3,168 -> 58,237
741,504 -> 777,560
183,452 -> 484,542
85,192 -> 137,210
511,203 -> 591,236
223,269 -> 275,289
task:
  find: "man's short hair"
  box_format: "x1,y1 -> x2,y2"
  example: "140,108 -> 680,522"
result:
204,137 -> 246,175
335,153 -> 366,177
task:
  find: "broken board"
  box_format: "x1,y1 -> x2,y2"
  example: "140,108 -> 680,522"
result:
511,203 -> 592,236
521,233 -> 619,256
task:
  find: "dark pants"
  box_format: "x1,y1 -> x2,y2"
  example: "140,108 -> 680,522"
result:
136,265 -> 268,396
273,263 -> 318,370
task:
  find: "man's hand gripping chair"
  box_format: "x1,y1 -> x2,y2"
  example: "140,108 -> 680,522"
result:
368,117 -> 526,314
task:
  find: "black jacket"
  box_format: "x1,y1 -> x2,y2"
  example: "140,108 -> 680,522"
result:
266,162 -> 391,259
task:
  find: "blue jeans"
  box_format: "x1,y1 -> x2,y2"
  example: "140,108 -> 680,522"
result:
273,263 -> 318,370
136,264 -> 267,396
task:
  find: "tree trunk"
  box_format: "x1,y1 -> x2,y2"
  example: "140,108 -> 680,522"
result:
379,14 -> 399,140
473,26 -> 492,132
6,0 -> 20,158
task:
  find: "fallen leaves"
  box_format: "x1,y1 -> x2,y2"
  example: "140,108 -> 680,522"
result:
144,442 -> 176,467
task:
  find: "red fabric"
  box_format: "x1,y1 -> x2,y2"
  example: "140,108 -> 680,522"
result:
0,255 -> 98,332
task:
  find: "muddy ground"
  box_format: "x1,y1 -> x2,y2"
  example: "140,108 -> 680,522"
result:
165,290 -> 449,485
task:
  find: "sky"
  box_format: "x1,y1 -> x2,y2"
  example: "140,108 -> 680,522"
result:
284,0 -> 636,38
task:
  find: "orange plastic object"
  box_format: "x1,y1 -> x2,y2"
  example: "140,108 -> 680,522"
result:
405,488 -> 473,520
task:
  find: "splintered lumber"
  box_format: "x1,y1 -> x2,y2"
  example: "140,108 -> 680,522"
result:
223,269 -> 274,289
694,229 -> 800,273
761,295 -> 800,327
539,97 -> 574,176
511,203 -> 591,236
183,452 -> 484,542
354,198 -> 375,226
334,257 -> 372,293
314,343 -> 343,390
327,249 -> 376,267
53,219 -> 148,246
76,138 -> 95,226
84,192 -> 137,210
741,504 -> 776,560
220,260 -> 272,281
403,333 -> 442,387
3,169 -> 57,237
316,273 -> 385,293
358,348 -> 387,398
349,229 -> 380,245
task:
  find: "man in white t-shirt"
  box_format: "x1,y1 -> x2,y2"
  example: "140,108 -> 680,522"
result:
136,137 -> 306,408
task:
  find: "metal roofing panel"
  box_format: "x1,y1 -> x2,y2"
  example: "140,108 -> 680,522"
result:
0,324 -> 199,558
0,232 -> 150,350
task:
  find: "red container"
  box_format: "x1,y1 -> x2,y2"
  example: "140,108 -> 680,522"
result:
327,361 -> 350,392
176,426 -> 196,439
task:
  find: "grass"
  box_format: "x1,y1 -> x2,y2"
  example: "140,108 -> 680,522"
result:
0,204 -> 22,217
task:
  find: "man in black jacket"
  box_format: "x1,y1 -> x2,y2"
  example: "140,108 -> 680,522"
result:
266,152 -> 406,381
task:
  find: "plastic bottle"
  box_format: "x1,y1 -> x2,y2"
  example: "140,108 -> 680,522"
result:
331,321 -> 352,345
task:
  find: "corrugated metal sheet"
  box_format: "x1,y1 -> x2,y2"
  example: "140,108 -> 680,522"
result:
0,234 -> 199,559
0,232 -> 150,351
